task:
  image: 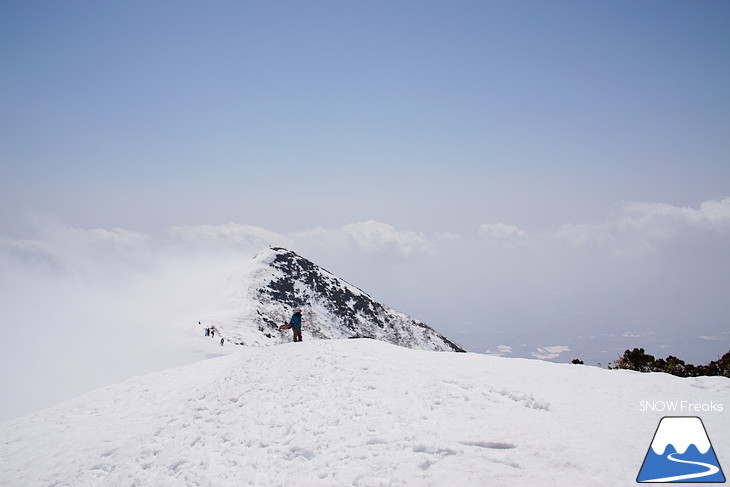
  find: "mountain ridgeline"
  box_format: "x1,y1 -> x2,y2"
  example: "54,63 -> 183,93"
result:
210,247 -> 464,352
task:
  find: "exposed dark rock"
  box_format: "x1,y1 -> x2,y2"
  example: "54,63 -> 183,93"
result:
248,247 -> 464,352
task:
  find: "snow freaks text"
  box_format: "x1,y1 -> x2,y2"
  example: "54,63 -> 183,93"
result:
639,401 -> 724,413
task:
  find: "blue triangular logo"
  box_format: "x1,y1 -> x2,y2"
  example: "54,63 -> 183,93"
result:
637,416 -> 725,483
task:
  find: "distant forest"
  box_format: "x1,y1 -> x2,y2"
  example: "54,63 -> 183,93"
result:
601,348 -> 730,378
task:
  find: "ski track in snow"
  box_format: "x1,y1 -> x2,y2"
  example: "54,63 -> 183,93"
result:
1,339 -> 728,486
641,453 -> 721,483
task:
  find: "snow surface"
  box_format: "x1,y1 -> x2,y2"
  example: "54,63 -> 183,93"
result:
1,338 -> 728,486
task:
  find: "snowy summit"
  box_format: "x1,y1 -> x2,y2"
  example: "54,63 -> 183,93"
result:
650,417 -> 712,455
1,247 -> 728,486
206,247 -> 464,352
2,339 -> 728,486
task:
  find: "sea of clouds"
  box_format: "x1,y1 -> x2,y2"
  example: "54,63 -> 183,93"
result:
1,197 -> 728,422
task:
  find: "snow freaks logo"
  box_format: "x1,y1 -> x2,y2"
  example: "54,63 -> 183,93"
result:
637,417 -> 725,483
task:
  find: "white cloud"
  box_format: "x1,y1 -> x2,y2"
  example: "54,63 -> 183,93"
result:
621,197 -> 730,233
478,223 -> 527,247
0,236 -> 55,262
700,197 -> 730,224
80,227 -> 150,248
166,220 -> 437,258
0,223 -> 153,277
620,202 -> 703,241
342,220 -> 435,257
556,197 -> 730,255
169,223 -> 285,249
699,335 -> 726,342
2,202 -> 729,420
531,346 -> 570,360
485,345 -> 513,357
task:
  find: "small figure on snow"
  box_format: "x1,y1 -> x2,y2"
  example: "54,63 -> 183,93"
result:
289,308 -> 304,342
205,327 -> 210,336
220,337 -> 224,346
211,328 -> 215,338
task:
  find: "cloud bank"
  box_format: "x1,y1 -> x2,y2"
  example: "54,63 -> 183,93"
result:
557,197 -> 730,255
1,198 -> 728,421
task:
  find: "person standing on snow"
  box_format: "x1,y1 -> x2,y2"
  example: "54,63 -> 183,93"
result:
289,308 -> 304,342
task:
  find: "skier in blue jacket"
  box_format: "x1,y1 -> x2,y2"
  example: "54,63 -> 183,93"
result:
290,308 -> 303,342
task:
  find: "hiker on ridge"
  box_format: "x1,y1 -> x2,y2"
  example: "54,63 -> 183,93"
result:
289,308 -> 304,342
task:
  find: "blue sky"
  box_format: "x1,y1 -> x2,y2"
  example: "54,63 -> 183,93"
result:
2,1 -> 728,233
1,1 -> 729,419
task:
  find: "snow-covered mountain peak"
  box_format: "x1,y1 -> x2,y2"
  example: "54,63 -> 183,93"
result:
650,417 -> 712,455
207,247 -> 464,352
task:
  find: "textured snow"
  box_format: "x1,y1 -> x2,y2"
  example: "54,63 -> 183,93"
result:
1,339 -> 728,486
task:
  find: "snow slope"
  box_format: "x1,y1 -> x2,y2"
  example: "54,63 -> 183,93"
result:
201,247 -> 464,352
1,339 -> 728,486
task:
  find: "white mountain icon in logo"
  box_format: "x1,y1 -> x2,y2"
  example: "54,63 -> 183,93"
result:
637,416 -> 725,483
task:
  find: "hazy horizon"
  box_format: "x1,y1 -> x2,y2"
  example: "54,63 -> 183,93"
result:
2,0 -> 729,421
